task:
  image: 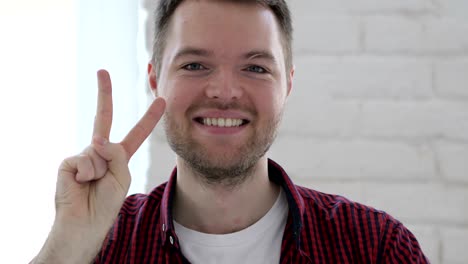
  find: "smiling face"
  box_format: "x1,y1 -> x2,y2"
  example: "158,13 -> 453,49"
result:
148,0 -> 293,185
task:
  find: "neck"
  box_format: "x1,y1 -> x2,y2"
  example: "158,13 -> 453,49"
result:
173,156 -> 279,234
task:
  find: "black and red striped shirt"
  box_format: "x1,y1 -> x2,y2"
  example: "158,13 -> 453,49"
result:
94,159 -> 429,263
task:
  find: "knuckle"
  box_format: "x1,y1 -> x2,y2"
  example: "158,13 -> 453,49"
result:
58,156 -> 78,175
59,153 -> 91,172
61,155 -> 77,168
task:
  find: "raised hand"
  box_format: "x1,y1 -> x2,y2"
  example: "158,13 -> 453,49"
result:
33,70 -> 165,264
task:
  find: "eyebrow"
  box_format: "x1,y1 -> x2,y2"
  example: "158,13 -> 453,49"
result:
173,47 -> 277,64
173,47 -> 214,61
244,50 -> 277,64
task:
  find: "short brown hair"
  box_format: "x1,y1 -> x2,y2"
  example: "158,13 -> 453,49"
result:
151,0 -> 293,77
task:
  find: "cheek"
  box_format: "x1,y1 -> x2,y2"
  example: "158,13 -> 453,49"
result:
163,81 -> 199,116
251,87 -> 286,116
165,94 -> 188,117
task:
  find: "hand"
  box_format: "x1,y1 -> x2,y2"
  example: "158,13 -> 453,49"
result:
33,70 -> 165,264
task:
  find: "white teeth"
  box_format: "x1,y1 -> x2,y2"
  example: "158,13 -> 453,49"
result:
202,118 -> 244,127
218,118 -> 225,127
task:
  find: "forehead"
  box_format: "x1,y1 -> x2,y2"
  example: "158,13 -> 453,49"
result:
163,0 -> 284,61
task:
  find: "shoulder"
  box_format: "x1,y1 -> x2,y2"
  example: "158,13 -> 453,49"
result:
295,184 -> 394,243
295,185 -> 429,262
296,185 -> 388,219
296,184 -> 404,233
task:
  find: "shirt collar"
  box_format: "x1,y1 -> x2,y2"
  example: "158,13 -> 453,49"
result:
159,166 -> 178,247
159,158 -> 306,248
267,158 -> 306,248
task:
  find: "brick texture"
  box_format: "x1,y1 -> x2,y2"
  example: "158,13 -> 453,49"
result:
441,228 -> 468,263
365,17 -> 468,54
436,141 -> 468,183
435,58 -> 468,98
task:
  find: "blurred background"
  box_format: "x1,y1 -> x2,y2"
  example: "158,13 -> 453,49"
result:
1,0 -> 467,263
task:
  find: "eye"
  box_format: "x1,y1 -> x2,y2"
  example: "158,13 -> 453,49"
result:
245,65 -> 267,74
182,63 -> 206,71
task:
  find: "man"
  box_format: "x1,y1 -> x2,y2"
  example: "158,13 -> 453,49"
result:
32,0 -> 429,263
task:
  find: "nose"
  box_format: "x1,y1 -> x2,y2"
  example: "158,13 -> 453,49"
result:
205,69 -> 243,101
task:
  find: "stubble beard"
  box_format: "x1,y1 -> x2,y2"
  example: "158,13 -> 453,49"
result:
163,106 -> 283,189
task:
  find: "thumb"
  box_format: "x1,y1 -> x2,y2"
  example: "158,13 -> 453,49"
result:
92,136 -> 131,189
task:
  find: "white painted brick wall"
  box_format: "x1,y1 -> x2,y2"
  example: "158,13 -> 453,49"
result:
441,228 -> 468,264
435,59 -> 468,98
289,0 -> 437,16
436,141 -> 468,183
292,56 -> 433,99
360,101 -> 468,141
144,1 -> 468,263
365,17 -> 468,54
270,137 -> 437,181
293,17 -> 360,53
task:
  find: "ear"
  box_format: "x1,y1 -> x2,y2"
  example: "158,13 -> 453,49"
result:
286,65 -> 295,97
147,62 -> 158,95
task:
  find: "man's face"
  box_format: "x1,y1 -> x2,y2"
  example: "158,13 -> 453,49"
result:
149,0 -> 293,184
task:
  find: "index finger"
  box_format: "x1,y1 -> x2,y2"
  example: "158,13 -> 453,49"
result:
92,69 -> 113,141
120,97 -> 166,160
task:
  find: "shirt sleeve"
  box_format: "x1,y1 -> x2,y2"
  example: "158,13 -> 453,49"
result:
92,214 -> 122,264
380,218 -> 430,264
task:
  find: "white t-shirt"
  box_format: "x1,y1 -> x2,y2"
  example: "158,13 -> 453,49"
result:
173,188 -> 288,264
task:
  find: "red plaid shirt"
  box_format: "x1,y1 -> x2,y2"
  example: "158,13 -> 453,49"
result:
94,159 -> 429,263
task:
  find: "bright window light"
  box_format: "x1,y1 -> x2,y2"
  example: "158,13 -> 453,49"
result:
0,1 -> 77,262
1,1 -> 147,261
